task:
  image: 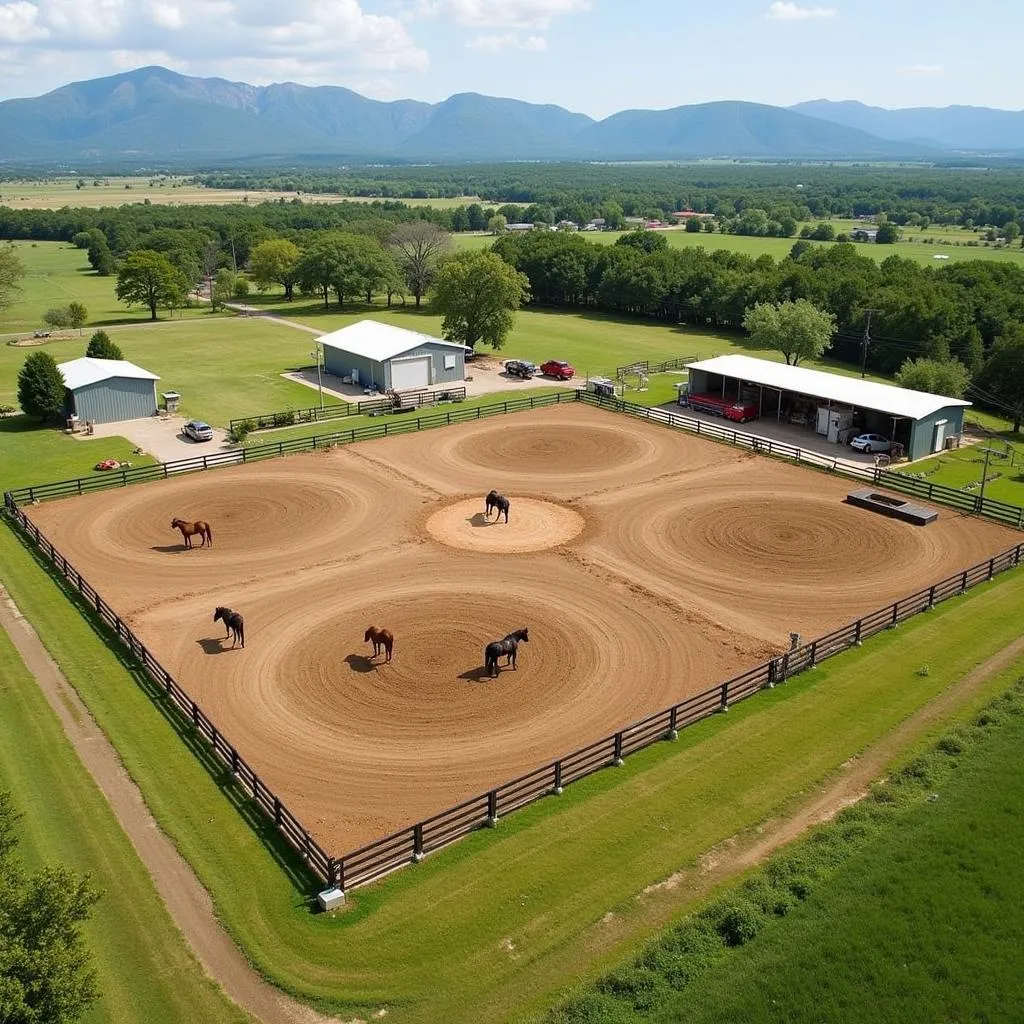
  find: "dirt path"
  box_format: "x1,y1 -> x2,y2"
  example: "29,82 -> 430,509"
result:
0,584 -> 339,1024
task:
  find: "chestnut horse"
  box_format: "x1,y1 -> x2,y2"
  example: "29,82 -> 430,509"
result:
213,606 -> 244,648
171,517 -> 212,549
365,626 -> 394,662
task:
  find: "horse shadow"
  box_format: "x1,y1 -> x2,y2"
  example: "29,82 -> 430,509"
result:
458,664 -> 496,682
197,637 -> 234,655
344,654 -> 377,673
467,512 -> 496,528
151,544 -> 189,554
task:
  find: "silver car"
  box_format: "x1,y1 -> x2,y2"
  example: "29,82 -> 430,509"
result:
183,419 -> 214,442
849,432 -> 890,454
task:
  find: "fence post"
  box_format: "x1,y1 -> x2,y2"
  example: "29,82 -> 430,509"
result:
231,748 -> 239,774
487,790 -> 499,827
891,602 -> 899,626
988,557 -> 996,580
274,797 -> 282,825
1016,545 -> 1023,566
553,760 -> 563,794
961,570 -> 968,593
613,732 -> 624,765
927,585 -> 936,610
780,652 -> 789,681
719,682 -> 729,712
667,705 -> 678,740
413,823 -> 425,862
809,641 -> 818,666
328,858 -> 340,888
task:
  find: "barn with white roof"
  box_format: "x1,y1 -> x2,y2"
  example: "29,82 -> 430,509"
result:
57,357 -> 160,424
318,320 -> 468,392
684,354 -> 971,462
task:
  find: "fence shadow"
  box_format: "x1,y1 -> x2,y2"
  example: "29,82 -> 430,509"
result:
3,518 -> 323,902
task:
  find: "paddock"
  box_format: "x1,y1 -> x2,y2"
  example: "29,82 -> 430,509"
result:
24,404 -> 1018,851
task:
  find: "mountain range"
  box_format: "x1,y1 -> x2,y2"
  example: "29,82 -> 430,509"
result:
0,66 -> 1021,166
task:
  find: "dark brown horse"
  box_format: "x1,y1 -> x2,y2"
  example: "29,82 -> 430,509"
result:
365,626 -> 394,662
172,517 -> 212,549
485,490 -> 510,524
484,627 -> 528,677
214,606 -> 244,648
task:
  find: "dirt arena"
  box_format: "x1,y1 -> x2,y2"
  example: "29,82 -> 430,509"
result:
25,405 -> 1018,851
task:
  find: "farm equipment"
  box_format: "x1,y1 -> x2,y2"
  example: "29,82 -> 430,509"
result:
684,392 -> 759,423
585,376 -> 617,398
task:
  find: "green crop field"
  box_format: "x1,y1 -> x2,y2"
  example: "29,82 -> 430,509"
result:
453,227 -> 1024,267
0,177 -> 480,210
0,622 -> 248,1024
1,241 -> 207,334
2,491 -> 1023,1023
558,681 -> 1024,1023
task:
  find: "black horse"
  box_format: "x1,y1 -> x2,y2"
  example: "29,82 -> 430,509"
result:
484,628 -> 529,677
485,489 -> 510,524
213,606 -> 245,649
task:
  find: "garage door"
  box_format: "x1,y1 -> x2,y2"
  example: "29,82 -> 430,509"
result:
391,356 -> 430,390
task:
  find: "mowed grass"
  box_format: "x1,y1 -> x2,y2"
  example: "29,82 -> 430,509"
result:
0,177 -> 480,209
621,688 -> 1024,1024
1,241 -> 208,334
453,227 -> 1024,267
901,437 -> 1024,507
0,627 -> 249,1024
2,499 -> 1024,1023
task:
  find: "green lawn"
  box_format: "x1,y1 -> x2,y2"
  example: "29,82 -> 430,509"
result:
0,624 -> 249,1024
453,227 -> 1024,268
1,241 -> 208,334
2,507 -> 1023,1023
571,683 -> 1024,1024
900,437 -> 1024,506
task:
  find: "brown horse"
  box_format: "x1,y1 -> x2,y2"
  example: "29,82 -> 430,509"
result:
364,626 -> 394,663
172,518 -> 212,549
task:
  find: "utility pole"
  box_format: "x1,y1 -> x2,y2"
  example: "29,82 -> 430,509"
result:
978,445 -> 1008,506
311,344 -> 324,411
860,309 -> 877,379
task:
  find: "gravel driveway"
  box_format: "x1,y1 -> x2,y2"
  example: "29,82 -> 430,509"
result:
72,415 -> 233,464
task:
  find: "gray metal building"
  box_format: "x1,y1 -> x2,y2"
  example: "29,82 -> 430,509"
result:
318,320 -> 468,392
684,354 -> 970,462
58,357 -> 160,424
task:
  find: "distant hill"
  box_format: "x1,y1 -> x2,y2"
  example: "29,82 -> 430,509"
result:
792,99 -> 1024,152
0,66 -> 939,165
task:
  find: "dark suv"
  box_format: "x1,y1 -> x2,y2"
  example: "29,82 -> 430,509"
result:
504,360 -> 537,379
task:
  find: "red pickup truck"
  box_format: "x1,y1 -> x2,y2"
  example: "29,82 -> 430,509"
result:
540,359 -> 575,380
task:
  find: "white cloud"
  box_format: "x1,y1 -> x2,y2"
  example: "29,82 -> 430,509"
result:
766,2 -> 836,20
466,31 -> 547,51
899,63 -> 944,76
0,0 -> 429,94
418,0 -> 589,30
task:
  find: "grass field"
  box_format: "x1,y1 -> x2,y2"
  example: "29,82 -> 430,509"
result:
0,621 -> 248,1024
453,226 -> 1024,268
0,177 -> 480,210
559,681 -> 1024,1023
1,241 -> 206,333
900,436 -> 1024,507
2,498 -> 1023,1022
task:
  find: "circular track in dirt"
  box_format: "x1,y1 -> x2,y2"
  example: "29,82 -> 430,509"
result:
424,497 -> 586,553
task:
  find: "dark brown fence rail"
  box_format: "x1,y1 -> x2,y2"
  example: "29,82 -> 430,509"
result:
5,390 -> 576,506
228,386 -> 468,433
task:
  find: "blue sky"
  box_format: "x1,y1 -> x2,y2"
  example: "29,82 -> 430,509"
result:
0,0 -> 1020,115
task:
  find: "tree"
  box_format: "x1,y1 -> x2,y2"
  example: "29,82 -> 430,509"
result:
487,214 -> 507,235
42,307 -> 72,330
978,327 -> 1024,431
293,234 -> 394,309
115,250 -> 187,320
233,277 -> 250,299
0,243 -> 26,314
742,299 -> 836,366
210,268 -> 237,311
894,357 -> 970,399
17,351 -> 66,420
86,329 -> 122,360
67,301 -> 88,335
430,250 -> 529,352
249,238 -> 299,300
615,229 -> 667,254
466,203 -> 486,231
875,222 -> 901,244
0,791 -> 100,1023
389,222 -> 452,308
685,216 -> 702,233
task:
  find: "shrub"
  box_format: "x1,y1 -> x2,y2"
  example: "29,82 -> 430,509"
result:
716,898 -> 762,946
272,410 -> 296,427
228,419 -> 255,443
17,351 -> 66,421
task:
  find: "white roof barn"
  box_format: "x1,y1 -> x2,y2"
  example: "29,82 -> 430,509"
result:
317,320 -> 467,361
56,356 -> 161,424
57,357 -> 160,390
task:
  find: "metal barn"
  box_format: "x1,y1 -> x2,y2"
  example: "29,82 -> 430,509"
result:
57,357 -> 160,424
684,355 -> 970,462
318,320 -> 468,392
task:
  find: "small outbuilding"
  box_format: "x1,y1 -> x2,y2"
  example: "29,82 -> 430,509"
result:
683,354 -> 971,461
57,357 -> 160,424
318,320 -> 468,392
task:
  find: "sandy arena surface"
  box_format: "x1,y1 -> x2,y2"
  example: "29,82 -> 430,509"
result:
25,405 -> 1019,851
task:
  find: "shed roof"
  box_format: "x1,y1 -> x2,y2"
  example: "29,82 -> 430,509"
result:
317,320 -> 468,362
686,354 -> 970,420
57,357 -> 160,391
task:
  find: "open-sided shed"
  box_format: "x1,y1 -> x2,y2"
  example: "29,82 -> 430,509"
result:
58,357 -> 160,424
684,354 -> 970,461
318,320 -> 468,392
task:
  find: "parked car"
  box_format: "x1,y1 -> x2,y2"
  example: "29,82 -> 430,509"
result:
504,360 -> 537,379
540,359 -> 575,380
33,329 -> 51,338
183,420 -> 214,442
849,432 -> 891,454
